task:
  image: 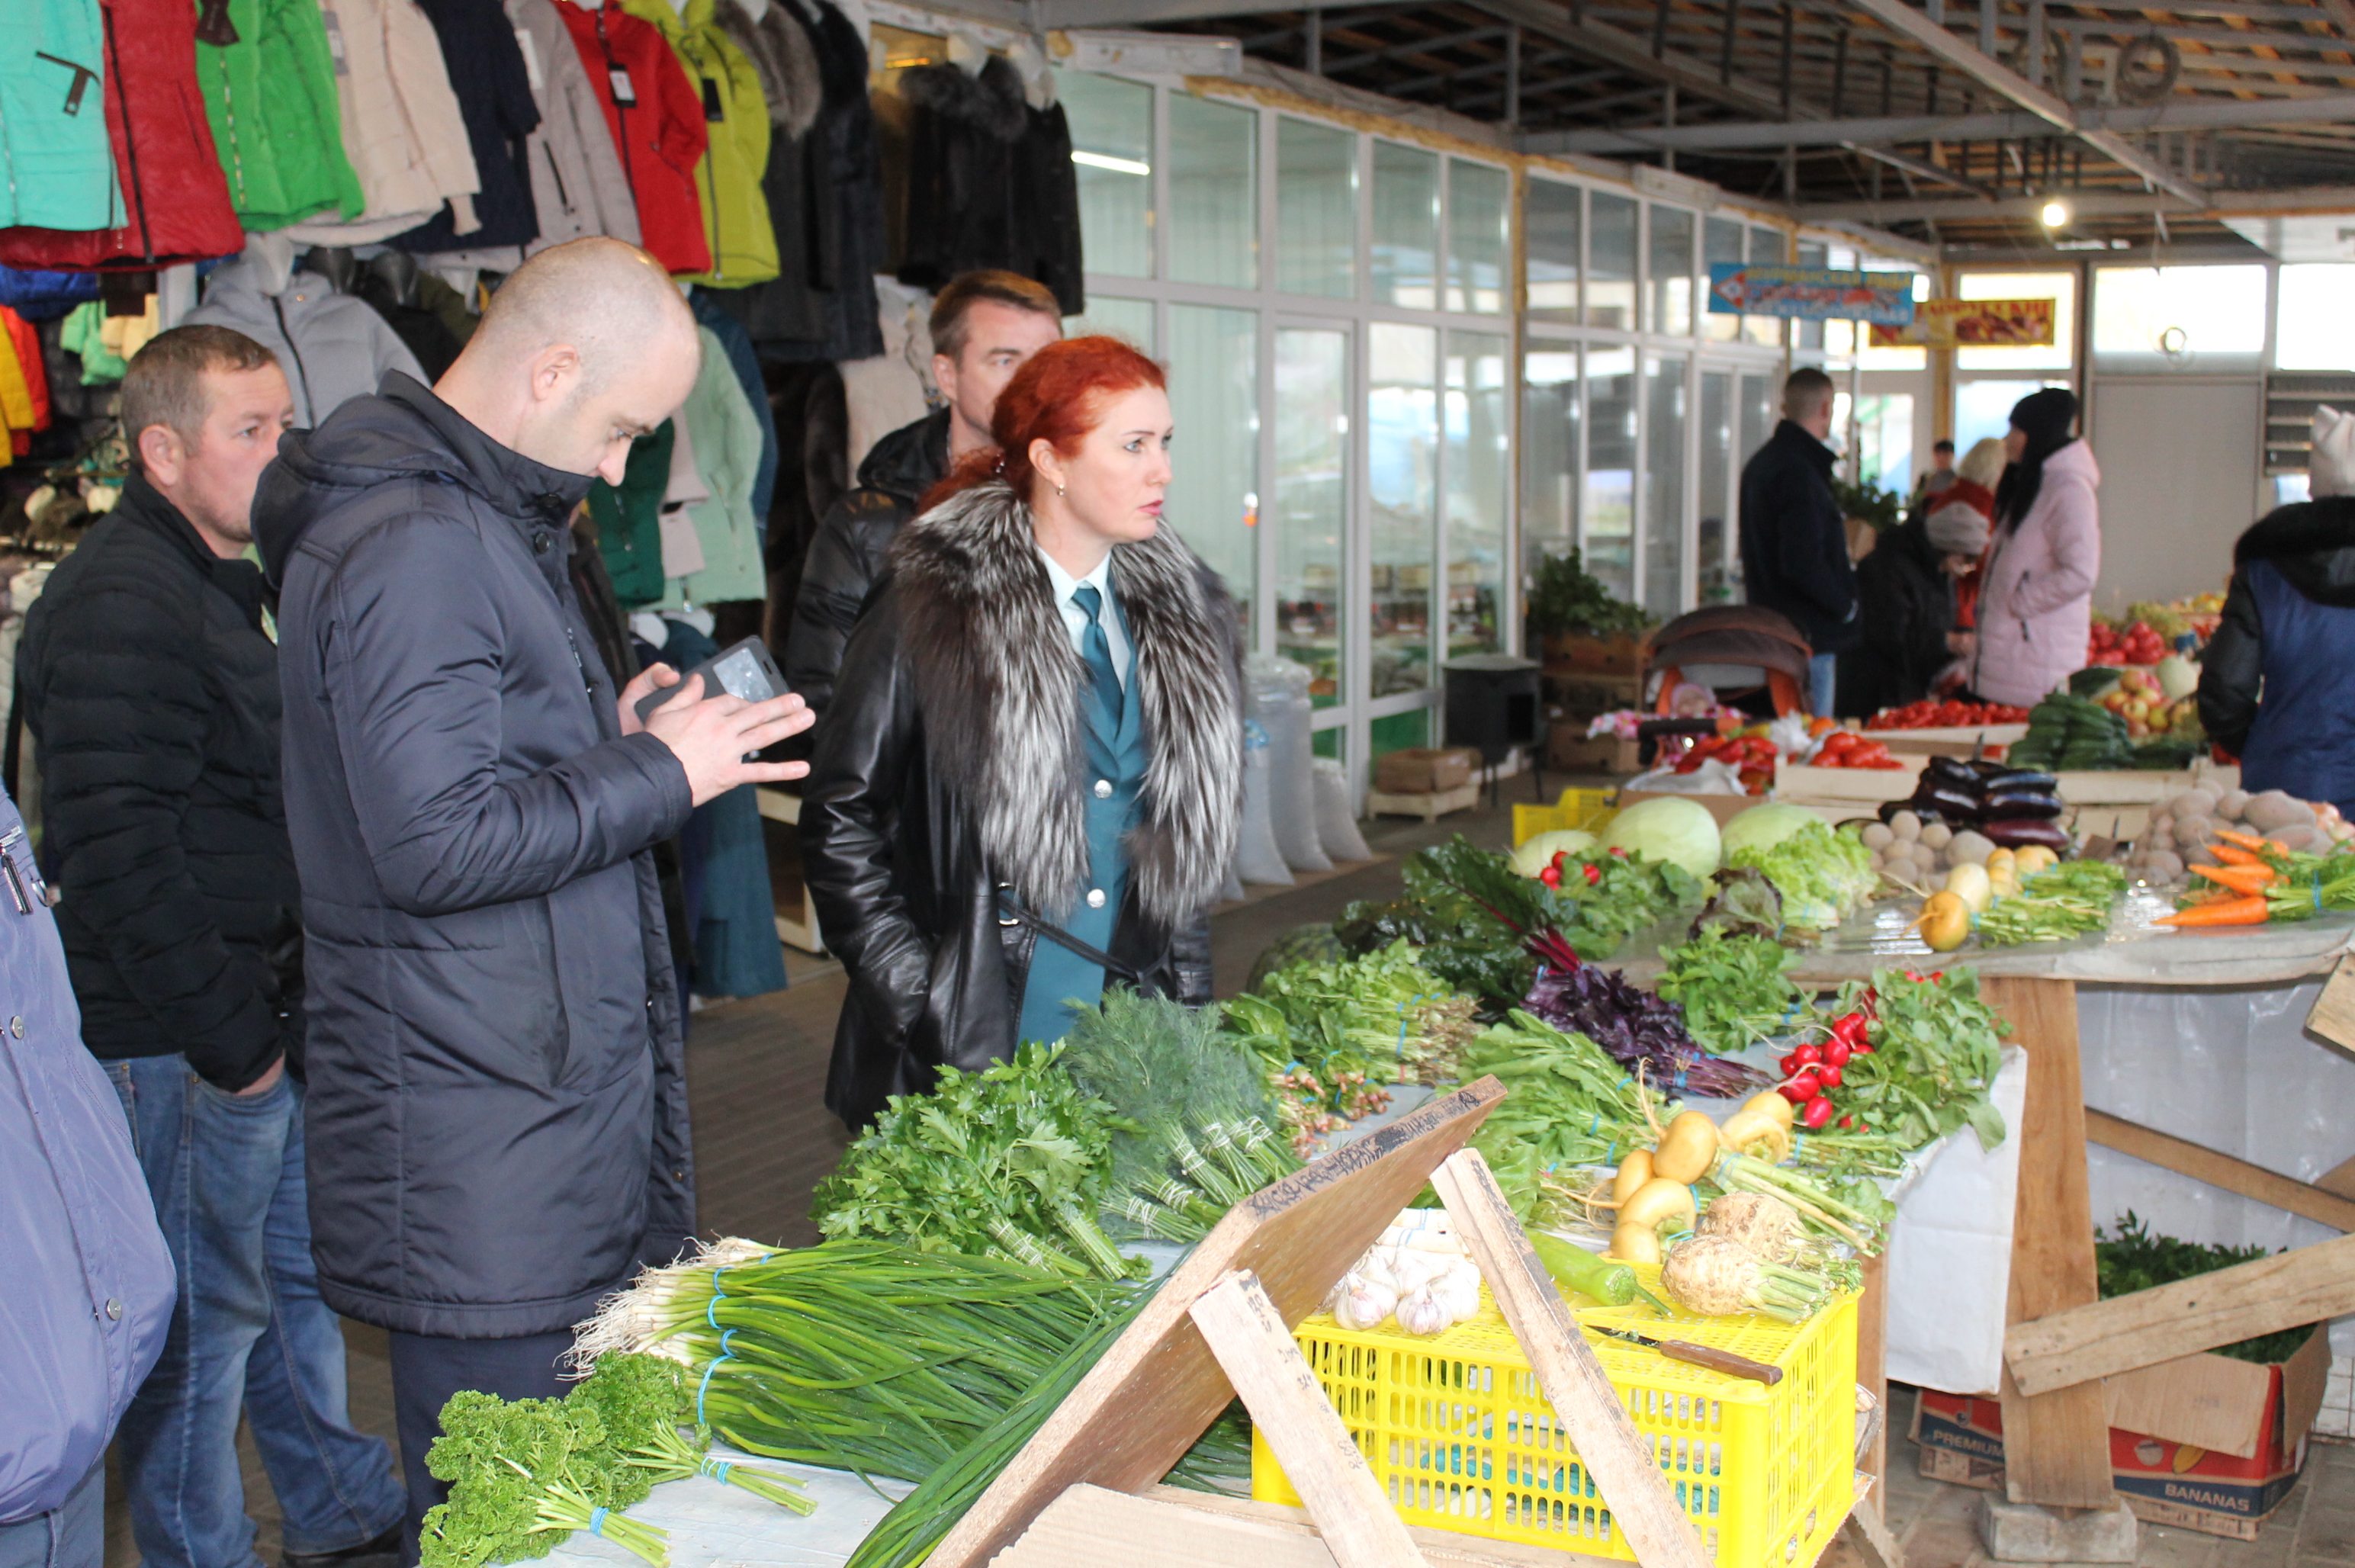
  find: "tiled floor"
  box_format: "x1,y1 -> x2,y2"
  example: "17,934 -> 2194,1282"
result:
101,782 -> 2354,1567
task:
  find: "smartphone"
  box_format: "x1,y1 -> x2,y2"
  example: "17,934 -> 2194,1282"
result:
635,635 -> 787,726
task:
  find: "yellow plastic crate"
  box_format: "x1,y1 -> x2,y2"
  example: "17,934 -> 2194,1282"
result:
1513,788 -> 1618,847
1252,1266 -> 1856,1568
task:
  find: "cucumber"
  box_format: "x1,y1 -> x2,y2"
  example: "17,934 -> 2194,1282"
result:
1528,1230 -> 1639,1306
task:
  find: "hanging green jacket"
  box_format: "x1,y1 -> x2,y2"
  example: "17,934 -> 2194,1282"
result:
617,0 -> 776,288
655,326 -> 766,611
589,420 -> 675,609
1,0 -> 121,230
193,0 -> 364,230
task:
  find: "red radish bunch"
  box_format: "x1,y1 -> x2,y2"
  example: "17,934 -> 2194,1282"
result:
1778,990 -> 1880,1131
1535,850 -> 1605,891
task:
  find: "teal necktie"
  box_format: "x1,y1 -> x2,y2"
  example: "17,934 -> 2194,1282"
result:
1071,583 -> 1124,725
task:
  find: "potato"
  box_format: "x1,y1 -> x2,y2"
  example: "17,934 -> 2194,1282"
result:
2245,791 -> 2318,832
1861,822 -> 1895,850
2183,840 -> 2222,868
1946,829 -> 1994,866
1868,850 -> 1885,872
1890,810 -> 1921,842
1920,821 -> 1954,850
2144,824 -> 2175,850
2175,789 -> 2220,821
2141,850 -> 2185,883
2268,824 -> 2323,853
2216,787 -> 2251,821
2173,814 -> 2220,847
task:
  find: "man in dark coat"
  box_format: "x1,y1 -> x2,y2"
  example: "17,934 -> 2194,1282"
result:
253,239 -> 814,1549
18,326 -> 406,1568
1739,367 -> 1859,716
1835,515 -> 1955,719
782,270 -> 1061,721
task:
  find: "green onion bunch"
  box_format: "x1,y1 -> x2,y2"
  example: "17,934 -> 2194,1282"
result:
1058,990 -> 1300,1243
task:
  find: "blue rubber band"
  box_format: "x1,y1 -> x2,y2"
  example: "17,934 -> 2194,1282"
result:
588,1509 -> 609,1537
706,1269 -> 728,1329
696,1330 -> 739,1426
702,1457 -> 733,1484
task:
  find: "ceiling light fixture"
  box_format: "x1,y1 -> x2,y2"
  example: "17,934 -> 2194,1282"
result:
2040,199 -> 2071,228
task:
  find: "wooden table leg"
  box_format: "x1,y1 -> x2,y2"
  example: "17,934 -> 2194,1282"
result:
1857,1248 -> 1889,1518
1980,975 -> 2115,1510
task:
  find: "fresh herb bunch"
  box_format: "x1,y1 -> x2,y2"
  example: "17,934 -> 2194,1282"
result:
811,1044 -> 1138,1279
1457,1011 -> 1665,1223
1830,968 -> 2008,1152
1338,837 -> 1696,1007
1526,548 -> 1653,638
1724,819 -> 1878,932
1688,866 -> 1791,943
1656,929 -> 1804,1055
1059,989 -> 1299,1240
1523,962 -> 1772,1097
422,1393 -> 669,1568
2095,1213 -> 2315,1365
1975,866 -> 2119,945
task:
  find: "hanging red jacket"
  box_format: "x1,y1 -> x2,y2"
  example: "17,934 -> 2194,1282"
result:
0,0 -> 242,271
550,0 -> 711,275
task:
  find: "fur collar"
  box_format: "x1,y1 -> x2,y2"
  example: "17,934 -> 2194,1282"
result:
889,479 -> 1242,928
900,57 -> 1029,142
2237,496 -> 2355,608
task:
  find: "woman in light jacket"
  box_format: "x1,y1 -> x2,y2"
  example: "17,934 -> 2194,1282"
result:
1971,388 -> 2101,707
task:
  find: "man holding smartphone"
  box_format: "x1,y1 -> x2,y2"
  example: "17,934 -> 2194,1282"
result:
255,238 -> 812,1549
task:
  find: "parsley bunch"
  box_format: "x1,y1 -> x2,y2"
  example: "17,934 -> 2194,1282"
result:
1656,928 -> 1804,1055
811,1043 -> 1137,1279
422,1392 -> 669,1568
1830,968 -> 2008,1152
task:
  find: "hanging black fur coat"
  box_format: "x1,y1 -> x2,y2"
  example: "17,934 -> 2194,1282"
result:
799,479 -> 1242,1128
895,57 -> 1084,313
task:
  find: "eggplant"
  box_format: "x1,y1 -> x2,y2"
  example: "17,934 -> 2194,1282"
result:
1982,817 -> 2074,851
1981,790 -> 2066,821
1926,756 -> 1981,789
1912,785 -> 1985,824
1986,770 -> 2059,793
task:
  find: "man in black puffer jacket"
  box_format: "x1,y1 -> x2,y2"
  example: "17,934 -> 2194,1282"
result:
1739,367 -> 1859,716
782,269 -> 1061,721
253,239 -> 814,1550
19,326 -> 407,1568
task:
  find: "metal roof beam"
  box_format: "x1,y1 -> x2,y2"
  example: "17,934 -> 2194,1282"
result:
1321,24 -> 1512,73
1800,181 -> 2355,219
1528,89 -> 2355,150
1839,0 -> 2206,201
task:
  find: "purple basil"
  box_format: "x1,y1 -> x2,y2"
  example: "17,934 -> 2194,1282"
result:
1523,965 -> 1772,1099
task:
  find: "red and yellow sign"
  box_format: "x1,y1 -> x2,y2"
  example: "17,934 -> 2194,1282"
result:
1869,297 -> 2054,349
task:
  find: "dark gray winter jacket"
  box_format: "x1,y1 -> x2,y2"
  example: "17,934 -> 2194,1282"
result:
254,373 -> 696,1338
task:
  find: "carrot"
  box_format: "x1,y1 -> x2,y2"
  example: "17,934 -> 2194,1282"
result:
2156,895 -> 2270,927
2211,842 -> 2266,867
2214,827 -> 2273,853
2194,863 -> 2277,894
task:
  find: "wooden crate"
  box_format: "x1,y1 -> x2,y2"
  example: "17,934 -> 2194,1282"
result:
1365,781 -> 1482,821
1773,757 -> 1926,805
1859,723 -> 2029,758
1547,725 -> 1641,773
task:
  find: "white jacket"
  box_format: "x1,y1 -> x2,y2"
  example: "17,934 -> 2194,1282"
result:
284,0 -> 480,246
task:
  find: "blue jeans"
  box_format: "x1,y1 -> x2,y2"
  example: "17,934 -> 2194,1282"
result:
1808,651 -> 1839,718
0,1464 -> 100,1568
108,1057 -> 403,1568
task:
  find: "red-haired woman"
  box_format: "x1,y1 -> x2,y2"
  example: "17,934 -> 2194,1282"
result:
800,338 -> 1242,1129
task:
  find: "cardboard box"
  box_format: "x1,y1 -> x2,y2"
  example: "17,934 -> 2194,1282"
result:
1540,631 -> 1644,675
1546,726 -> 1641,774
1615,788 -> 1759,828
1910,1325 -> 2329,1540
1373,747 -> 1478,795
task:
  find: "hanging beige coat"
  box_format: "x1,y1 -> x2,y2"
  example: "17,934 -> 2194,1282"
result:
284,0 -> 480,245
433,0 -> 644,272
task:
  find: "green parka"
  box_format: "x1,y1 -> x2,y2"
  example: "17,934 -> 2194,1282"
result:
2,0 -> 122,230
618,0 -> 776,288
193,0 -> 364,230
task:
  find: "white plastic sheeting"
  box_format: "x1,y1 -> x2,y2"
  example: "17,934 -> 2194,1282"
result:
1884,1047 -> 2031,1395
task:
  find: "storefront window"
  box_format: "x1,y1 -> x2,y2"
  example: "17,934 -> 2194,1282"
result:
1168,305 -> 1258,638
1852,393 -> 1915,495
1447,159 -> 1509,315
1698,369 -> 1733,601
1369,323 -> 1438,695
1167,94 -> 1255,288
1522,349 -> 1579,574
1647,205 -> 1694,336
1274,327 -> 1348,706
2093,264 -> 2267,374
1061,71 -> 1152,278
1957,272 -> 2075,371
1371,142 -> 1440,310
1527,178 -> 1579,324
1277,117 -> 1357,299
2279,265 -> 2355,369
1065,296 -> 1155,349
1745,225 -> 1784,347
1585,345 -> 1637,601
1955,379 -> 2070,451
1644,355 -> 1687,617
1588,191 -> 1637,330
1446,332 -> 1508,657
1794,241 -> 1827,351
1702,217 -> 1742,344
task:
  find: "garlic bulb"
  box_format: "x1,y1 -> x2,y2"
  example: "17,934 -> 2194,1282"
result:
1395,1286 -> 1451,1337
1434,1261 -> 1483,1321
1332,1271 -> 1398,1330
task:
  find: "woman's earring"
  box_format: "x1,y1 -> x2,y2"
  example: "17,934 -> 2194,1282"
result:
1057,484 -> 1066,497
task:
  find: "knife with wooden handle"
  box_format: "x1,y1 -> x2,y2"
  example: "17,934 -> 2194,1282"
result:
1593,1324 -> 1783,1386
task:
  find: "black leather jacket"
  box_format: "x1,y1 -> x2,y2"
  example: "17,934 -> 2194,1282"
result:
783,407 -> 949,721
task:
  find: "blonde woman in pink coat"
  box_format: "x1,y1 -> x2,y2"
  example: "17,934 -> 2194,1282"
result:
1971,388 -> 2101,707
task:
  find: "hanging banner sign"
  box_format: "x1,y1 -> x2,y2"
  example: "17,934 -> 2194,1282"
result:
1706,262 -> 1917,324
1868,297 -> 2055,349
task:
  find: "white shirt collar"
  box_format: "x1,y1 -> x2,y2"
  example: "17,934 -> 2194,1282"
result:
1036,545 -> 1114,608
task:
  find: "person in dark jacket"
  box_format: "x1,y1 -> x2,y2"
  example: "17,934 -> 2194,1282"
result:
1836,512 -> 1965,719
1739,367 -> 1858,716
19,326 -> 408,1568
2199,407 -> 2355,812
802,336 -> 1241,1130
252,239 -> 814,1550
0,784 -> 175,1568
783,270 -> 1062,720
